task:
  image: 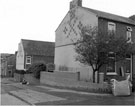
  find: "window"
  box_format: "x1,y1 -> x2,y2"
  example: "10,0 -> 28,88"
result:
126,60 -> 131,73
108,22 -> 116,33
126,54 -> 131,73
106,60 -> 115,72
108,52 -> 115,59
106,52 -> 117,75
126,26 -> 132,43
26,56 -> 31,64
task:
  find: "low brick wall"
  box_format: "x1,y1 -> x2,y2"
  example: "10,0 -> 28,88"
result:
40,71 -> 111,93
24,74 -> 40,85
14,73 -> 24,82
40,71 -> 79,84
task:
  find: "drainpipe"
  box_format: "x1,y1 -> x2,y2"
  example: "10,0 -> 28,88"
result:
131,54 -> 133,81
24,53 -> 26,71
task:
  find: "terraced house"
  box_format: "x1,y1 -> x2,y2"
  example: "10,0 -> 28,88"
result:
16,39 -> 55,71
1,53 -> 15,77
55,0 -> 135,82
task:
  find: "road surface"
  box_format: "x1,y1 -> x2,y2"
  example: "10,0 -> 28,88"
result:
1,78 -> 135,105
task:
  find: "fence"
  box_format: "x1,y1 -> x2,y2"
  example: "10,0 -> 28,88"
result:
55,65 -> 93,82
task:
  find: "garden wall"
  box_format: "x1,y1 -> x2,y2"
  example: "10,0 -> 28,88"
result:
24,74 -> 40,85
55,65 -> 93,82
40,71 -> 111,93
14,73 -> 24,82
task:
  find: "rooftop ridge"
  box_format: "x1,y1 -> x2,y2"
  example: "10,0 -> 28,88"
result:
81,7 -> 135,25
21,39 -> 54,43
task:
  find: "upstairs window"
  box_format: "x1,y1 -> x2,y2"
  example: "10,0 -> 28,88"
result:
108,52 -> 115,59
26,56 -> 31,64
108,22 -> 116,34
126,26 -> 132,43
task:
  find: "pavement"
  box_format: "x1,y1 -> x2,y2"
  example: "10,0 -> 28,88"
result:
1,77 -> 135,105
1,93 -> 29,105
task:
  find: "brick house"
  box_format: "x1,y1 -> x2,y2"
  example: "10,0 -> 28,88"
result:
1,53 -> 11,77
55,0 -> 135,82
6,54 -> 16,77
129,15 -> 135,21
0,53 -> 16,77
16,39 -> 55,71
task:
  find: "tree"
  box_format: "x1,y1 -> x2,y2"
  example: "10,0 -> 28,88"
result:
74,26 -> 134,83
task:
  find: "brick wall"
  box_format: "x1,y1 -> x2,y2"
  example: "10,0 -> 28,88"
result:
132,55 -> 135,91
24,74 -> 40,84
25,55 -> 54,69
14,73 -> 24,82
40,71 -> 111,93
40,71 -> 79,83
98,18 -> 135,39
133,55 -> 135,77
33,55 -> 54,64
98,18 -> 135,79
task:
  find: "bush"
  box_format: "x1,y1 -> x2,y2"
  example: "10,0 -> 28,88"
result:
46,63 -> 55,72
15,70 -> 26,74
27,63 -> 46,79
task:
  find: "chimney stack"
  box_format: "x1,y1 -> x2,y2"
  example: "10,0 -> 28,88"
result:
70,0 -> 82,10
129,15 -> 135,21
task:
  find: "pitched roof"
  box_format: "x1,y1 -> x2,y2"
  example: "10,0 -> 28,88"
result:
82,7 -> 135,25
21,39 -> 55,56
129,15 -> 135,21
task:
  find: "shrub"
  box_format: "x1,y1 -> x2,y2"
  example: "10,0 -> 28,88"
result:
27,63 -> 46,79
15,70 -> 26,74
46,63 -> 55,72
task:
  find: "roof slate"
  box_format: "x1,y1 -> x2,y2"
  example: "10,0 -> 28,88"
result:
129,15 -> 135,21
82,7 -> 135,25
21,39 -> 55,56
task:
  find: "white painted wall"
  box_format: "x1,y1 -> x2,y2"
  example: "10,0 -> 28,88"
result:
55,7 -> 98,47
55,45 -> 78,68
55,7 -> 98,81
16,41 -> 25,70
55,12 -> 71,47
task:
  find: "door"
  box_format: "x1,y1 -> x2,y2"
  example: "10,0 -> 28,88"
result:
126,54 -> 132,81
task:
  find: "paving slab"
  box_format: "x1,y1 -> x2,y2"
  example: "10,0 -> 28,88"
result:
1,94 -> 29,105
10,89 -> 66,104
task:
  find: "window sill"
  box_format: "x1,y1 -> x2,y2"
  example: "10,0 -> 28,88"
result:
26,63 -> 31,65
127,41 -> 133,44
106,72 -> 117,75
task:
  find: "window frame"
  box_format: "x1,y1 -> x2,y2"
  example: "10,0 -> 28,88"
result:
125,54 -> 132,73
26,56 -> 31,64
106,52 -> 117,75
106,60 -> 117,75
126,26 -> 132,43
108,22 -> 116,33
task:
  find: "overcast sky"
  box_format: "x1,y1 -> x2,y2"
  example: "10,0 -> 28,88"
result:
0,0 -> 135,54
